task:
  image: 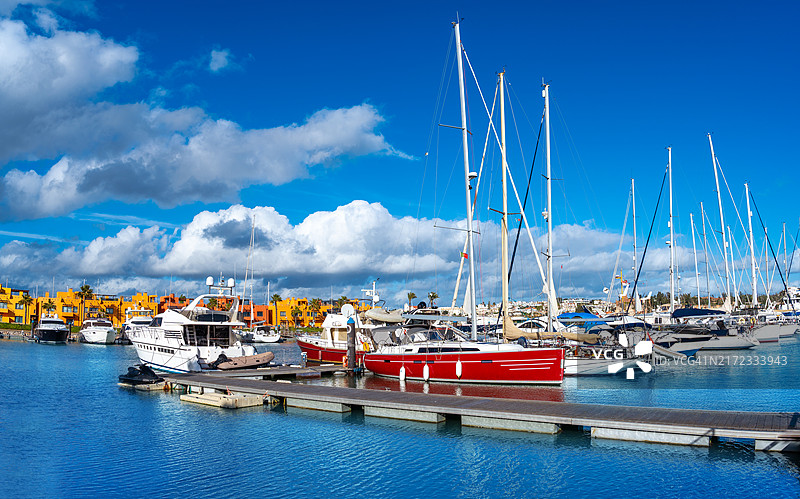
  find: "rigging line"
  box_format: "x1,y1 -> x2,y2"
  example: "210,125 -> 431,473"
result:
407,32 -> 456,288
703,208 -> 727,287
508,111 -> 545,291
624,166 -> 669,317
607,190 -> 632,304
749,190 -> 795,314
552,99 -> 607,229
715,155 -> 748,236
788,223 -> 800,283
503,77 -> 527,171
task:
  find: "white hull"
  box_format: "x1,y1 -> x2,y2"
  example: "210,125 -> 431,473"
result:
80,328 -> 117,344
779,324 -> 799,338
751,324 -> 781,344
696,335 -> 757,350
130,324 -> 255,373
252,332 -> 281,343
564,357 -> 639,376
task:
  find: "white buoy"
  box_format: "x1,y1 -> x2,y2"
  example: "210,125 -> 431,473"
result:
455,359 -> 463,379
399,365 -> 406,382
423,363 -> 430,381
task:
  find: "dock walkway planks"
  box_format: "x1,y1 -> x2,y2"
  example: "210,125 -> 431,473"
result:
163,372 -> 800,452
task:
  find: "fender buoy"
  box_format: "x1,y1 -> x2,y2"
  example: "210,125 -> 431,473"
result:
423,363 -> 430,382
399,365 -> 406,382
455,359 -> 463,379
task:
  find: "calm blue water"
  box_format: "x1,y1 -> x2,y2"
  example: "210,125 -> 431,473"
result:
2,338 -> 800,498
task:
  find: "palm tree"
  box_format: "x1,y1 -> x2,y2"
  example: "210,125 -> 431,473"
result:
336,295 -> 349,310
427,291 -> 438,308
407,292 -> 417,308
76,284 -> 94,324
271,294 -> 282,326
206,297 -> 218,310
291,306 -> 303,330
309,298 -> 322,325
43,299 -> 56,314
20,293 -> 33,324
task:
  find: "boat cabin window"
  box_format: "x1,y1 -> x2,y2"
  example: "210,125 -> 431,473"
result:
184,324 -> 233,347
150,317 -> 162,327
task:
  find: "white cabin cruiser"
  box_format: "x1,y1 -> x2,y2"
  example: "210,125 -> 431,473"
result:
121,308 -> 154,341
128,279 -> 273,373
79,318 -> 117,344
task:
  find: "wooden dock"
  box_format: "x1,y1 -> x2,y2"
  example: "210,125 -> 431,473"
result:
163,372 -> 800,453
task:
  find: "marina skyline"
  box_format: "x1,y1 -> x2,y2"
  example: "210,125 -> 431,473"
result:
0,0 -> 797,307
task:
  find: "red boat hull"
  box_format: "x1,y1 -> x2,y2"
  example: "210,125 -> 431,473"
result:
364,348 -> 564,384
296,338 -> 366,364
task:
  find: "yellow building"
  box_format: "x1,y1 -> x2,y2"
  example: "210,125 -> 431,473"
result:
35,289 -> 158,328
0,286 -> 33,324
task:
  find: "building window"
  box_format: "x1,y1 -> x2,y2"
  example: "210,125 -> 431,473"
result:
15,303 -> 23,309
106,308 -> 114,314
62,306 -> 71,313
14,316 -> 22,323
280,311 -> 286,317
257,311 -> 263,317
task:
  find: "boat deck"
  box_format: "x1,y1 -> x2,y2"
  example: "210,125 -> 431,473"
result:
163,372 -> 800,453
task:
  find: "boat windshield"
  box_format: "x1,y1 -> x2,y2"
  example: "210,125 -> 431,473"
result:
399,325 -> 468,344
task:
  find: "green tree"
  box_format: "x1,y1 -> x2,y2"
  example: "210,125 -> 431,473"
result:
407,292 -> 417,308
427,291 -> 439,308
336,296 -> 349,309
309,298 -> 322,325
291,306 -> 303,329
43,299 -> 56,314
178,294 -> 187,303
271,294 -> 282,326
76,284 -> 94,324
206,297 -> 218,310
20,293 -> 33,324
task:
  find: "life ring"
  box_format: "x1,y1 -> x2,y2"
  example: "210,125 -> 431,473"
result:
361,341 -> 371,352
342,354 -> 348,366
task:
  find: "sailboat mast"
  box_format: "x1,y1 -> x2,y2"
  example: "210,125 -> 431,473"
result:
728,225 -> 737,308
709,134 -> 731,309
668,147 -> 675,314
746,183 -> 758,307
453,21 -> 478,340
543,83 -> 554,332
499,71 -> 510,329
701,202 -> 711,308
632,178 -> 638,285
691,213 -> 700,306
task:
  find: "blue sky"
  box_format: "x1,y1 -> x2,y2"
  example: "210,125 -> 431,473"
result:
0,0 -> 797,307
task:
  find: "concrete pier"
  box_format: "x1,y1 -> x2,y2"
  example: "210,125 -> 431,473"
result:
163,372 -> 800,453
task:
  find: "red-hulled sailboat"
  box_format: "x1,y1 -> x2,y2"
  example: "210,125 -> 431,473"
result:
364,21 -> 564,385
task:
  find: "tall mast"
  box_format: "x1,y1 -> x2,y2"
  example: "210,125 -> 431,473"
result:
701,202 -> 711,307
543,83 -> 554,332
709,133 -> 731,310
632,178 -> 638,286
453,20 -> 478,340
668,147 -> 675,314
728,225 -> 737,308
746,183 -> 757,307
691,213 -> 700,306
499,71 -> 510,331
784,222 -> 788,286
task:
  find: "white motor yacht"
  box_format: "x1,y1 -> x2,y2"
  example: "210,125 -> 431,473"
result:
79,318 -> 117,344
128,278 -> 273,372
